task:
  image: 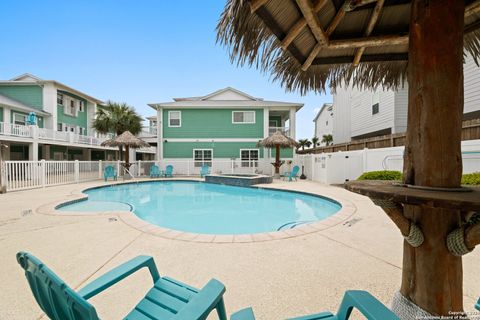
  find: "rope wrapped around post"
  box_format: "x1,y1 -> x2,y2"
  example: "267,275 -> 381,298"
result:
371,198 -> 424,248
447,212 -> 480,256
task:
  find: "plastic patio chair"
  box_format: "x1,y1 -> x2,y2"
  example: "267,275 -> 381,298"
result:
476,297 -> 480,311
231,290 -> 399,320
165,165 -> 174,177
282,165 -> 300,181
17,252 -> 228,320
149,164 -> 161,178
103,165 -> 117,181
200,164 -> 211,178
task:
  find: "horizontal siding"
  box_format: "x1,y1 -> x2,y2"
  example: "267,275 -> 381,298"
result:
332,86 -> 351,144
464,54 -> 480,115
163,142 -> 264,158
393,85 -> 408,134
350,88 -> 394,138
57,91 -> 88,131
0,85 -> 43,110
163,108 -> 264,139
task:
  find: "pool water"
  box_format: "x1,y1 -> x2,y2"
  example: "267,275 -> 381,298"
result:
59,181 -> 341,234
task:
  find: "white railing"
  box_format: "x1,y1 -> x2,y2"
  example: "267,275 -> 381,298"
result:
138,126 -> 157,137
269,126 -> 290,136
38,128 -> 69,142
0,122 -> 32,138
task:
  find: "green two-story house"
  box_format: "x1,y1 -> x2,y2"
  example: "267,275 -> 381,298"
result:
148,87 -> 302,170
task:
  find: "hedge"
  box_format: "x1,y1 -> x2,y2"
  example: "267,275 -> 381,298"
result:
356,170 -> 480,185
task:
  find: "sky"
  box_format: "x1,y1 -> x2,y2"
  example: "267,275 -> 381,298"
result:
0,0 -> 332,139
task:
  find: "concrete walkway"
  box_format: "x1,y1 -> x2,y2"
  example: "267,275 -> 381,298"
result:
1,179 -> 478,319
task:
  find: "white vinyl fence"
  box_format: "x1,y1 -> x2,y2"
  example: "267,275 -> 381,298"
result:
299,139 -> 480,184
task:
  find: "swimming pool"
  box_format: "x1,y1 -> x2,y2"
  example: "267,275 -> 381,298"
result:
58,181 -> 342,235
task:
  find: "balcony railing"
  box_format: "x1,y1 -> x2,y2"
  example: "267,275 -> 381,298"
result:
269,126 -> 290,136
0,122 -> 32,138
138,126 -> 157,137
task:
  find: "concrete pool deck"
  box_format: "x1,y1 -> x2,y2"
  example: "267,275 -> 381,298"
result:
1,178 -> 479,319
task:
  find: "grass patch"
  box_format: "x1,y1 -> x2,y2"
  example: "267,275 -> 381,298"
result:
357,170 -> 403,181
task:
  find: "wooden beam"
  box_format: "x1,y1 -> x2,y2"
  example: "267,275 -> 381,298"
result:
465,0 -> 480,17
329,34 -> 408,49
302,43 -> 322,71
281,0 -> 329,49
343,0 -> 378,11
325,5 -> 347,36
295,0 -> 329,45
312,53 -> 407,65
250,0 -> 269,13
352,0 -> 385,66
465,223 -> 480,249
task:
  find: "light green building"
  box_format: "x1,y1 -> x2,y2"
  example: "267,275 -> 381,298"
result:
148,88 -> 302,167
0,73 -> 154,161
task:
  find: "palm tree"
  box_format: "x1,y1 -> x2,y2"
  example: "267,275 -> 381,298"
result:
321,134 -> 333,146
298,139 -> 311,151
92,101 -> 143,161
311,136 -> 319,148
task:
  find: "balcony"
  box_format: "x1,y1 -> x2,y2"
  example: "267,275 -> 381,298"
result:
138,126 -> 157,138
269,126 -> 290,137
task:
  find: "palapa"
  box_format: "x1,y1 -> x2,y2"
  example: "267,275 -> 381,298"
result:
217,0 -> 480,317
258,131 -> 299,174
101,131 -> 150,169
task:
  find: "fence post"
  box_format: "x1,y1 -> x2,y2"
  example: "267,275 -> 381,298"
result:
231,160 -> 234,174
98,160 -> 103,179
362,148 -> 368,173
311,155 -> 315,181
41,160 -> 46,188
74,160 -> 79,183
116,160 -> 121,176
187,160 -> 190,176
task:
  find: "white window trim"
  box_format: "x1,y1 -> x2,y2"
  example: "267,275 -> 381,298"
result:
168,110 -> 182,127
240,148 -> 259,168
232,111 -> 256,124
193,149 -> 213,160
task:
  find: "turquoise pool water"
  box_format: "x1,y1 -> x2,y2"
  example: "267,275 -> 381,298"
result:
58,181 -> 341,234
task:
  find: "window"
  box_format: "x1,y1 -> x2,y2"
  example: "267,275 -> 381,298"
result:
79,127 -> 86,135
269,120 -> 278,127
57,123 -> 63,131
326,120 -> 328,126
57,93 -> 64,105
193,149 -> 212,167
241,149 -> 259,168
372,92 -> 380,115
78,100 -> 84,112
168,111 -> 181,127
13,113 -> 26,125
232,111 -> 255,124
63,98 -> 76,116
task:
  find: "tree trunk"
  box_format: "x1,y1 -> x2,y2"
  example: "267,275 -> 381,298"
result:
125,145 -> 130,170
275,145 -> 280,174
401,0 -> 464,315
119,146 -> 123,161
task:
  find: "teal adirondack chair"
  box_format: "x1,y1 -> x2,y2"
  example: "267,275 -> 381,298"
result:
231,291 -> 399,320
283,165 -> 300,181
476,297 -> 480,311
200,165 -> 210,178
165,165 -> 174,177
149,164 -> 161,178
17,252 -> 228,320
104,165 -> 117,181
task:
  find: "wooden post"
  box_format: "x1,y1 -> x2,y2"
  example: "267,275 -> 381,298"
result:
401,0 -> 465,315
275,145 -> 280,174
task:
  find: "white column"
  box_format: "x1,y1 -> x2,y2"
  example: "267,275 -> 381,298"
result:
263,107 -> 269,159
42,83 -> 57,130
3,107 -> 11,124
289,107 -> 296,140
156,106 -> 163,160
29,142 -> 39,160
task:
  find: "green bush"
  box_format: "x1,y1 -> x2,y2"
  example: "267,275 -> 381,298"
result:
357,170 -> 403,181
461,172 -> 480,185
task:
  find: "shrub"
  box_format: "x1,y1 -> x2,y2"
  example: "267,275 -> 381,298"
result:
357,170 -> 403,181
461,172 -> 480,185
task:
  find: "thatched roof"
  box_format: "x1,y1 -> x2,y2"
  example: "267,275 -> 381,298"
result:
101,131 -> 150,149
217,0 -> 480,94
257,131 -> 300,148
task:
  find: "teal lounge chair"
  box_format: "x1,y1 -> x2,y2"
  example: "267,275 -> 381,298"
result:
231,291 -> 399,320
17,252 -> 228,320
150,164 -> 161,178
283,165 -> 300,181
104,165 -> 117,181
200,164 -> 210,177
476,297 -> 480,311
165,165 -> 173,177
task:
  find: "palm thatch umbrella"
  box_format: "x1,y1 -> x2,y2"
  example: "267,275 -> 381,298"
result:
101,131 -> 150,170
258,131 -> 299,175
218,0 -> 480,317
